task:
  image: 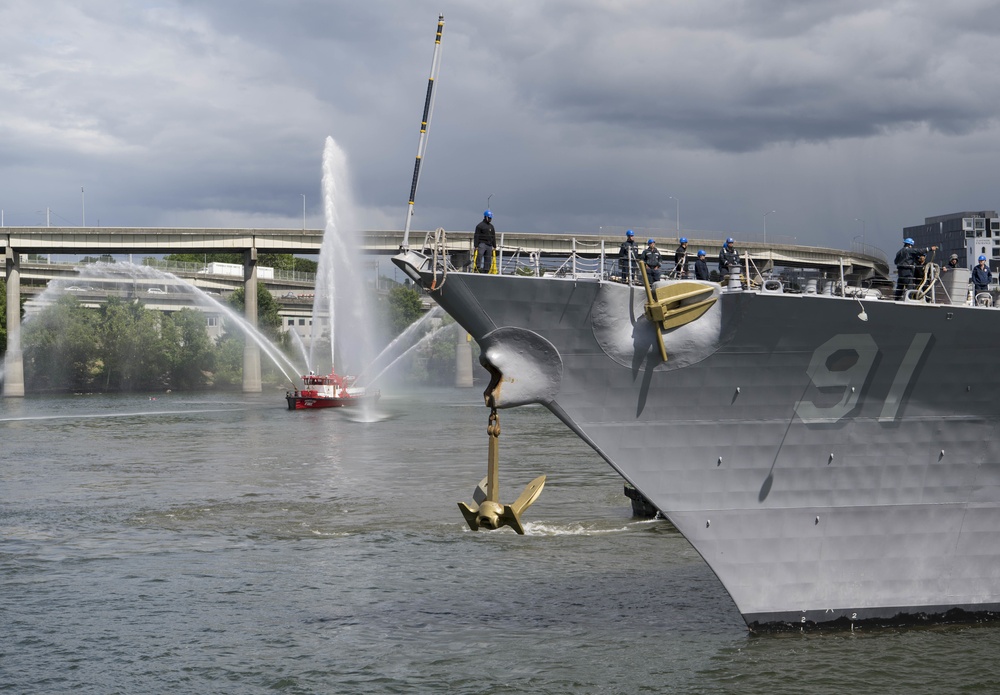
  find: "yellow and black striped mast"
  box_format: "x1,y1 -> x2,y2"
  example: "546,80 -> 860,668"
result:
401,14 -> 445,250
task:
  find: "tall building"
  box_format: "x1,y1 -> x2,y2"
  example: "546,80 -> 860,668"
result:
904,211 -> 1000,270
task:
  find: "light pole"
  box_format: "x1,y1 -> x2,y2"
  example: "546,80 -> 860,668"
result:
668,196 -> 680,232
301,194 -> 306,230
763,210 -> 775,244
854,218 -> 865,247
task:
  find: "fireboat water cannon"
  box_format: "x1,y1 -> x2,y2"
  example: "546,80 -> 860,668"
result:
458,371 -> 546,534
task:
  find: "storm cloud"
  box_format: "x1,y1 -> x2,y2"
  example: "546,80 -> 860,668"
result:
2,0 -> 998,254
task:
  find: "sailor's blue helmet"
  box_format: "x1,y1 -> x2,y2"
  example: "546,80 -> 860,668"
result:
647,238 -> 656,245
979,255 -> 987,261
697,250 -> 706,256
484,210 -> 492,219
904,237 -> 914,245
626,229 -> 634,237
679,237 -> 688,244
726,237 -> 734,244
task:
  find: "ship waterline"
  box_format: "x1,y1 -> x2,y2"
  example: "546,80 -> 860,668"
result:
394,248 -> 1000,630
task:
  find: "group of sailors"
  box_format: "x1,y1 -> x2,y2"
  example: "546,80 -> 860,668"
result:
477,213 -> 998,304
894,237 -> 996,303
476,212 -> 743,284
617,230 -> 740,284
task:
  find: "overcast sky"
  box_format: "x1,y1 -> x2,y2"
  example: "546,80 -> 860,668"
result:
2,0 -> 999,255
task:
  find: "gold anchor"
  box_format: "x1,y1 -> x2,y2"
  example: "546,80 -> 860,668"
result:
638,262 -> 717,363
458,406 -> 546,534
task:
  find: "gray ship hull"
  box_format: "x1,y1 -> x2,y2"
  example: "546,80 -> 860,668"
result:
394,250 -> 1000,630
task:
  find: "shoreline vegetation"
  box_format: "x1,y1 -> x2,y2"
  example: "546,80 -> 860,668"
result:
2,272 -> 455,394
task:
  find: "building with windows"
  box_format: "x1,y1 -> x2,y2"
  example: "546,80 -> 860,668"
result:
904,211 -> 1000,271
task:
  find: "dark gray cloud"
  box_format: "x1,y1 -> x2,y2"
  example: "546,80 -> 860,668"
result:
1,0 -> 999,255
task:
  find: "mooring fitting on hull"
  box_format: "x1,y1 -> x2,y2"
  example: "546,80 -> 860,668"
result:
457,406 -> 546,535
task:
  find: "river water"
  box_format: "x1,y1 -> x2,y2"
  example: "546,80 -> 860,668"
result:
2,388 -> 998,693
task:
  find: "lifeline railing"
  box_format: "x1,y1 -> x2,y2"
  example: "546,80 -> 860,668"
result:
414,234 -> 970,307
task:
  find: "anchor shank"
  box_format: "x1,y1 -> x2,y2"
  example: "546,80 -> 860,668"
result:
486,409 -> 501,503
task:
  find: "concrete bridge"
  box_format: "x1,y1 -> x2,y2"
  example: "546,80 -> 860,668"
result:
3,226 -> 890,397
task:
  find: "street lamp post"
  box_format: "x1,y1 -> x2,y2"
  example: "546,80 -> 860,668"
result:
763,210 -> 776,244
669,196 -> 680,232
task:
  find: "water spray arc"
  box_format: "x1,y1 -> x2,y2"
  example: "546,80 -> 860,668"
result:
362,317 -> 454,387
17,262 -> 301,387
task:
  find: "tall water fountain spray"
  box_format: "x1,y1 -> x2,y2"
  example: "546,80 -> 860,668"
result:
309,137 -> 375,378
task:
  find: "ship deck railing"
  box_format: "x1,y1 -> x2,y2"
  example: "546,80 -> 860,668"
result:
419,231 -> 990,307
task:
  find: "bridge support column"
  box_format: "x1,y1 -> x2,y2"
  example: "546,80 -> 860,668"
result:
242,249 -> 262,393
455,331 -> 473,388
4,248 -> 25,397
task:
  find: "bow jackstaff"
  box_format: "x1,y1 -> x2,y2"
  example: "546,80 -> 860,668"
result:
400,14 -> 445,251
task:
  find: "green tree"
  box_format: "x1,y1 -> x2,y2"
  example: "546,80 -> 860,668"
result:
211,335 -> 245,389
23,295 -> 101,391
424,321 -> 457,384
387,286 -> 424,336
97,297 -> 170,391
163,309 -> 216,390
286,256 -> 318,274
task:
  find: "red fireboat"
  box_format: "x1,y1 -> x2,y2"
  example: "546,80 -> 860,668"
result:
285,371 -> 380,410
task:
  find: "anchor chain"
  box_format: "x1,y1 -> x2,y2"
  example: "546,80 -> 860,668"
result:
457,405 -> 546,535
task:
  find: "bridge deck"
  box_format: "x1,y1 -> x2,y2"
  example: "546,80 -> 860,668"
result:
3,226 -> 890,278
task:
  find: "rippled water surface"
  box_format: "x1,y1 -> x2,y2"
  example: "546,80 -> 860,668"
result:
3,389 -> 999,693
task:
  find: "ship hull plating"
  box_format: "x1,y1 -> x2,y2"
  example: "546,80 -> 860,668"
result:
396,252 -> 1000,630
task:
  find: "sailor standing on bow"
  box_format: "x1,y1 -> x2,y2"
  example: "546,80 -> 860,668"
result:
618,229 -> 639,283
642,238 -> 663,283
694,250 -> 710,280
673,237 -> 689,279
972,255 -> 992,296
718,237 -> 740,281
474,210 -> 497,274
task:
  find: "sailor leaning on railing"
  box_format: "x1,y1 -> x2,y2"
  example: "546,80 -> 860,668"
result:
894,236 -> 937,301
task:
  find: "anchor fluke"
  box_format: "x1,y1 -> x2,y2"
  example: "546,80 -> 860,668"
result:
458,409 -> 546,534
510,475 -> 546,515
